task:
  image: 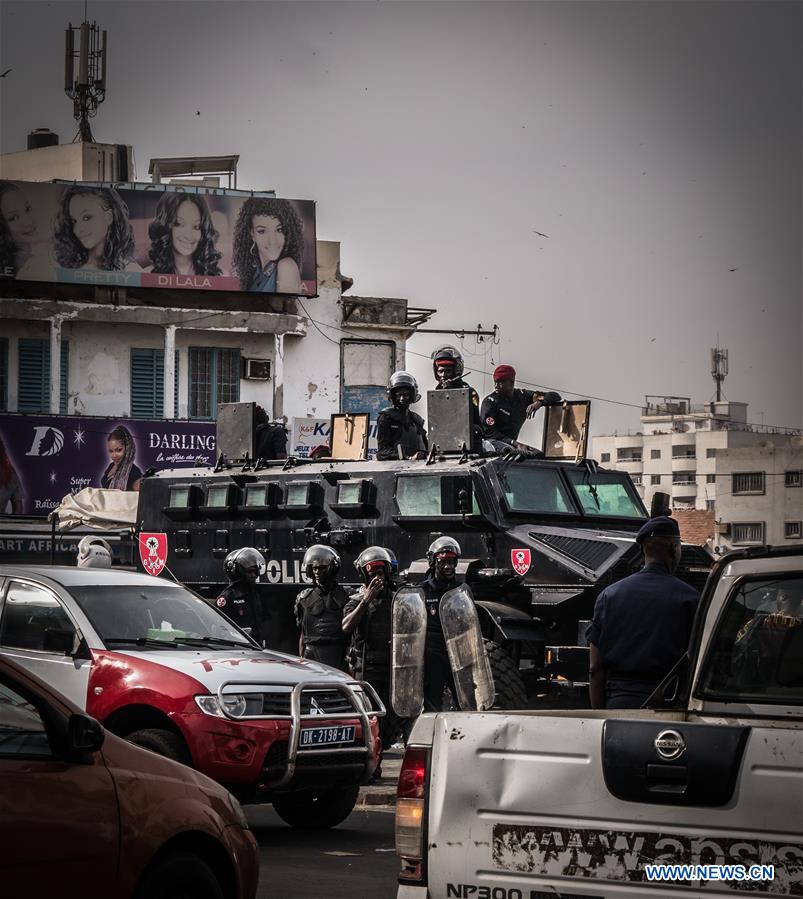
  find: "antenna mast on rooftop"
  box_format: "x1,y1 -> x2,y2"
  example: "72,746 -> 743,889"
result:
65,18 -> 107,142
710,346 -> 728,402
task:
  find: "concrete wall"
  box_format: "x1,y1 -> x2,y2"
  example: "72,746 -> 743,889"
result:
714,440 -> 803,548
281,240 -> 407,423
0,142 -> 133,182
2,320 -> 276,418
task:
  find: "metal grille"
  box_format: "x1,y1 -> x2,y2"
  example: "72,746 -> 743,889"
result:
189,347 -> 213,419
732,472 -> 765,495
17,338 -> 49,413
531,532 -> 617,571
216,348 -> 240,404
257,689 -> 357,716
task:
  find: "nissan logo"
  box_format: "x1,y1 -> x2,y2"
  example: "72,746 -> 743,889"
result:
654,729 -> 686,761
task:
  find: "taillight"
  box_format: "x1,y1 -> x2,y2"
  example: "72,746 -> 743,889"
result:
395,746 -> 428,883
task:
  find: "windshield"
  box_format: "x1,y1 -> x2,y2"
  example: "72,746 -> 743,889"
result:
68,583 -> 253,649
497,465 -> 575,514
565,469 -> 644,518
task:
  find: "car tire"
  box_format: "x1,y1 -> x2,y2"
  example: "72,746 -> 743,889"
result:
272,784 -> 360,829
126,728 -> 191,766
134,851 -> 224,899
485,640 -> 527,709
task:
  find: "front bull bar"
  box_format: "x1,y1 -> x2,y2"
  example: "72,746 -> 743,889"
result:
214,679 -> 385,790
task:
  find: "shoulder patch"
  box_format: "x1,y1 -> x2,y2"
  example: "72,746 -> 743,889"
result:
485,416 -> 495,426
215,596 -> 227,608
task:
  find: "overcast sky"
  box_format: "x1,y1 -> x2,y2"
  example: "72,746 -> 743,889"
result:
1,0 -> 800,436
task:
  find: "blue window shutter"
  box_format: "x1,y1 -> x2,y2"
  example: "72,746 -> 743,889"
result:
18,338 -> 49,413
0,338 -> 8,411
131,348 -> 166,418
60,340 -> 69,414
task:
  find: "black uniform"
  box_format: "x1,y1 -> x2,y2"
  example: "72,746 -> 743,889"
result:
587,562 -> 700,708
420,574 -> 459,711
376,407 -> 428,461
255,421 -> 288,460
344,585 -> 403,748
294,584 -> 351,670
480,389 -> 562,444
215,581 -> 267,646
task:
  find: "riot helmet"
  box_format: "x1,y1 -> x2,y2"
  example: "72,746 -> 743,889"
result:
77,535 -> 112,569
303,544 -> 341,588
431,344 -> 464,383
354,546 -> 394,585
224,547 -> 267,584
388,370 -> 420,406
386,547 -> 399,576
427,536 -> 461,581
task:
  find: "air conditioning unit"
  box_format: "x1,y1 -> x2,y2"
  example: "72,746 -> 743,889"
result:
243,358 -> 271,381
718,522 -> 731,536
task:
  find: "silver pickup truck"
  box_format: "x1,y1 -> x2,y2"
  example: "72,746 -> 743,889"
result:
395,545 -> 803,898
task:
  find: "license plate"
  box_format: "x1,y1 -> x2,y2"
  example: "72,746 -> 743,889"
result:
300,725 -> 356,747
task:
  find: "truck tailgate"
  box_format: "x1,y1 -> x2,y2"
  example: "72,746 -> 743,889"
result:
425,711 -> 803,897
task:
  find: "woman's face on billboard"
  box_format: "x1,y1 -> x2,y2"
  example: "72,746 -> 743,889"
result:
70,194 -> 112,251
1,188 -> 37,244
172,199 -> 202,259
250,215 -> 285,264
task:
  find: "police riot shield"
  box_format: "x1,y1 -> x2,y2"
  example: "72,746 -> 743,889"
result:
390,586 -> 427,718
439,585 -> 495,711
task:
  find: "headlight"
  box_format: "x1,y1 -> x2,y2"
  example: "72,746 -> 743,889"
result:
194,693 -> 249,718
227,792 -> 250,830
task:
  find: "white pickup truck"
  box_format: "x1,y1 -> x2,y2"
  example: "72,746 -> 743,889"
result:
395,546 -> 803,898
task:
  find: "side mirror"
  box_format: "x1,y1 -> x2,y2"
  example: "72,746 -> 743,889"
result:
43,627 -> 79,656
67,713 -> 105,755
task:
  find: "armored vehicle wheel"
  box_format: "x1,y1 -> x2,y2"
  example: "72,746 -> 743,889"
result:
485,640 -> 527,710
126,728 -> 192,766
272,784 -> 360,829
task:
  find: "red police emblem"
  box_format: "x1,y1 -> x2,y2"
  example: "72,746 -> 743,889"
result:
139,532 -> 168,577
216,596 -> 227,608
511,548 -> 532,576
485,416 -> 495,426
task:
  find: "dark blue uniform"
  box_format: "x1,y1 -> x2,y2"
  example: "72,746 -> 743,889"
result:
480,389 -> 561,443
421,574 -> 458,711
588,563 -> 699,708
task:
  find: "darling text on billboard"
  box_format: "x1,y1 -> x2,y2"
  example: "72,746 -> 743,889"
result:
0,181 -> 317,296
0,414 -> 216,516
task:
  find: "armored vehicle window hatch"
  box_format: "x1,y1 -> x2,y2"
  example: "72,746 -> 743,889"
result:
331,479 -> 377,517
239,481 -> 283,517
175,529 -> 192,558
199,483 -> 239,517
212,529 -> 230,557
279,481 -> 324,518
163,483 -> 202,520
394,474 -> 480,520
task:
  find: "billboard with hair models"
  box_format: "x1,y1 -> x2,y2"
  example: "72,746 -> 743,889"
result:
0,180 -> 316,296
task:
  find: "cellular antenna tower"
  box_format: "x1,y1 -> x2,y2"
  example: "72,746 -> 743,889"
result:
710,346 -> 729,402
64,18 -> 107,142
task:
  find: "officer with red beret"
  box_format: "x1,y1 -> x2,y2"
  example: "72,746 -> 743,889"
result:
480,364 -> 562,448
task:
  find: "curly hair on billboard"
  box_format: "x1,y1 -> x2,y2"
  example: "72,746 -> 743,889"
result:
147,192 -> 223,276
0,180 -> 38,276
231,197 -> 303,291
54,186 -> 136,271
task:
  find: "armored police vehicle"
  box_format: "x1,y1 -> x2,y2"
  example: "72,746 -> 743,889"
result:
136,404 -> 712,709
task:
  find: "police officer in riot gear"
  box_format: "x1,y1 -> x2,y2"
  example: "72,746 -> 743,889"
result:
376,371 -> 428,461
215,547 -> 269,646
431,345 -> 482,450
421,536 -> 463,711
480,364 -> 562,449
342,546 -> 403,749
295,545 -> 350,669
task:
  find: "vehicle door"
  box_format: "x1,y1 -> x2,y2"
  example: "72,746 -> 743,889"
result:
0,666 -> 118,897
0,577 -> 92,708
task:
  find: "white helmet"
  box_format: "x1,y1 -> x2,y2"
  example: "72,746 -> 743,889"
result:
77,536 -> 112,569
